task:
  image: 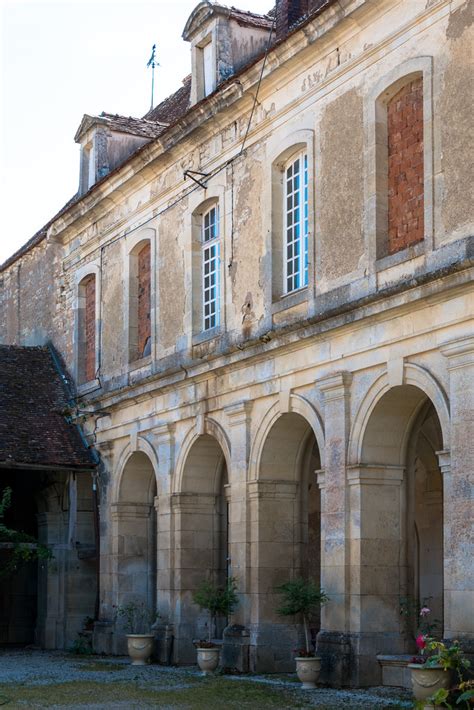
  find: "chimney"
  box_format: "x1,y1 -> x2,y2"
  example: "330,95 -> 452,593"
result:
275,0 -> 309,40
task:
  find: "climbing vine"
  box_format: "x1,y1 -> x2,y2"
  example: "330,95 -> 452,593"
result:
0,486 -> 53,577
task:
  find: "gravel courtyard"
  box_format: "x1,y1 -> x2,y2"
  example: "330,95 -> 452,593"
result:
0,649 -> 412,709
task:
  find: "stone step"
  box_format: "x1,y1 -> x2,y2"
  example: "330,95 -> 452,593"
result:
377,655 -> 413,688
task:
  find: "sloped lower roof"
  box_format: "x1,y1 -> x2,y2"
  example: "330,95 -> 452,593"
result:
144,76 -> 192,123
0,346 -> 97,470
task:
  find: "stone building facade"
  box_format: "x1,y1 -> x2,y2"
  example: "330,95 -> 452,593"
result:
1,0 -> 473,686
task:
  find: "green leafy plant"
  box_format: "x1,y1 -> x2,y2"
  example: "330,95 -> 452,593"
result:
70,632 -> 93,655
425,639 -> 471,679
412,640 -> 472,710
192,577 -> 239,646
276,577 -> 329,655
114,600 -> 159,635
0,486 -> 53,578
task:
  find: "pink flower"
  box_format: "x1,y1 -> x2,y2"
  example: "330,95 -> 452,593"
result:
416,634 -> 427,650
420,607 -> 431,617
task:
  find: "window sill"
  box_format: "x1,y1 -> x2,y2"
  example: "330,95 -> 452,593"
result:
271,287 -> 308,315
129,355 -> 152,373
376,240 -> 425,272
192,326 -> 223,346
77,378 -> 101,396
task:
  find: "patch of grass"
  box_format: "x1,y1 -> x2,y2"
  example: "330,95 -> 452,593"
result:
0,679 -> 313,709
74,661 -> 125,672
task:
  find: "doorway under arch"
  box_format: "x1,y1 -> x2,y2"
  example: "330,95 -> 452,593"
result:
352,383 -> 444,678
173,433 -> 229,662
113,452 -> 157,643
251,411 -> 321,672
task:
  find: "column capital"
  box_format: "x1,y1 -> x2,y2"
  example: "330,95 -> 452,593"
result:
347,464 -> 404,486
317,371 -> 352,401
224,401 -> 253,427
440,336 -> 474,369
110,502 -> 152,520
314,468 -> 326,490
170,492 -> 216,510
152,422 -> 175,444
247,479 -> 298,499
436,449 -> 451,475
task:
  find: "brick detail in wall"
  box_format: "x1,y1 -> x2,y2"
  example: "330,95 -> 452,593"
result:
137,242 -> 151,358
276,0 -> 308,39
84,275 -> 96,382
387,77 -> 424,255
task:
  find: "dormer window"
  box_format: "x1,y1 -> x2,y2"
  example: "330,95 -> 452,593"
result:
86,142 -> 95,190
183,2 -> 272,107
202,39 -> 215,97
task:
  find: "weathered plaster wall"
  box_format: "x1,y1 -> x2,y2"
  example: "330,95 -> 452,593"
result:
101,240 -> 125,374
158,202 -> 187,353
438,0 -> 474,241
318,88 -> 365,285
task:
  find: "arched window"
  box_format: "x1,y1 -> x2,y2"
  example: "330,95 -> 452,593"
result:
267,131 -> 314,305
78,273 -> 96,383
283,151 -> 309,293
128,240 -> 151,361
202,204 -> 220,332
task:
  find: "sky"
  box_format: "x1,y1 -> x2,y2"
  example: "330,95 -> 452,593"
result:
0,0 -> 272,264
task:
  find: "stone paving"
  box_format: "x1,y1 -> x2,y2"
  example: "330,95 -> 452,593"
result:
0,649 -> 413,709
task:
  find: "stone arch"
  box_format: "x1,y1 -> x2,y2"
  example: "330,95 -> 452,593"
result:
171,417 -> 231,662
249,393 -> 325,481
248,395 -> 324,672
112,436 -> 160,503
347,363 -> 448,672
348,363 -> 449,466
173,417 -> 231,495
111,443 -> 158,652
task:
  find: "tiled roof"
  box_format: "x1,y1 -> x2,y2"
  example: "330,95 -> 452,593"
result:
99,112 -> 168,139
0,346 -> 97,470
228,7 -> 273,30
144,76 -> 192,123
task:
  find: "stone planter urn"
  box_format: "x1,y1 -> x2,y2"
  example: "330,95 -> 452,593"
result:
295,656 -> 322,689
126,633 -> 155,665
408,663 -> 452,705
196,646 -> 220,675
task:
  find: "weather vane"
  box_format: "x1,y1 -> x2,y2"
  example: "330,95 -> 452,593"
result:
147,44 -> 159,111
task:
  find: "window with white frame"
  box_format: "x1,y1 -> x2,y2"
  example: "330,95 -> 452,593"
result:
284,152 -> 308,293
202,205 -> 220,331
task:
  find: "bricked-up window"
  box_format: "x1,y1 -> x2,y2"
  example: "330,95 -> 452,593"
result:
387,78 -> 424,255
129,239 -> 152,362
202,205 -> 220,331
284,152 -> 308,293
78,274 -> 96,383
137,242 -> 151,358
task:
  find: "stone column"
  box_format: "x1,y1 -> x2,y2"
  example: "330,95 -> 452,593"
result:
347,464 -> 406,685
222,402 -> 252,672
316,372 -> 352,686
150,424 -> 174,624
248,478 -> 300,673
440,336 -> 474,643
36,511 -> 66,649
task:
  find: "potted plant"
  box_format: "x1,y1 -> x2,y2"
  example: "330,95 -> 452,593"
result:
114,600 -> 159,665
192,576 -> 238,675
276,577 -> 329,689
409,634 -> 471,709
